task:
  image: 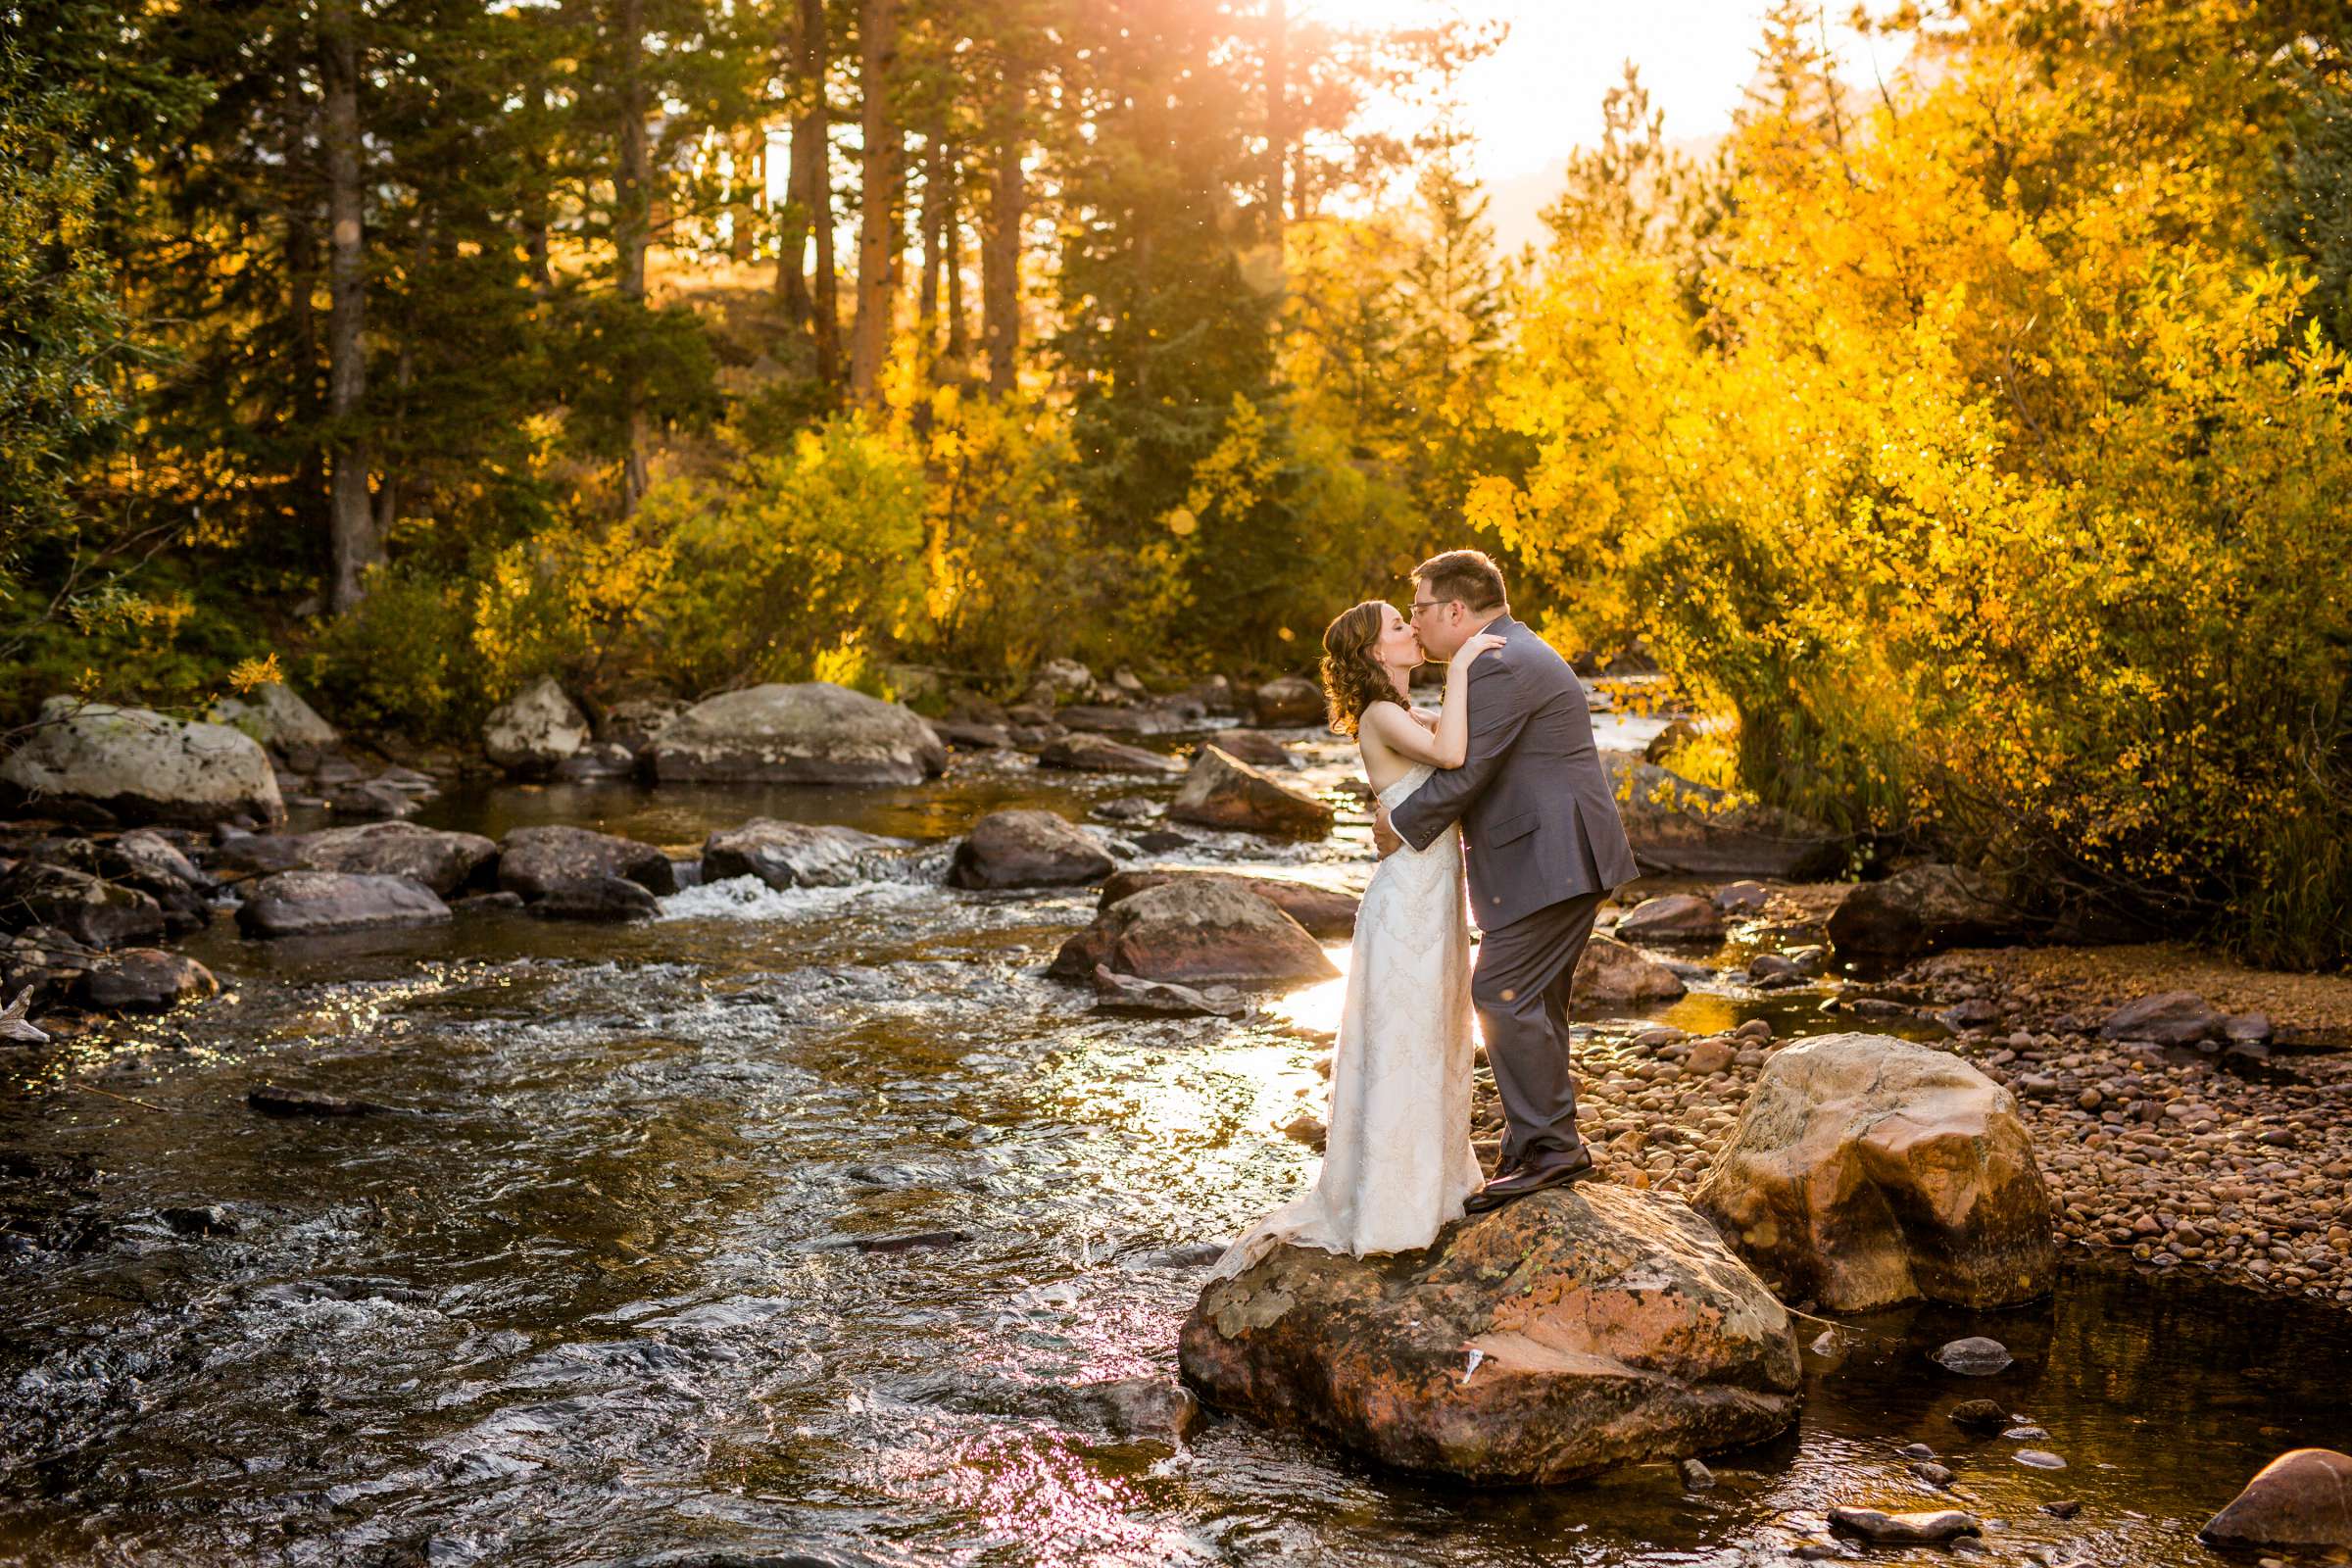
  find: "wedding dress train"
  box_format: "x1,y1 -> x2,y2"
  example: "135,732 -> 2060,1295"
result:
1213,763 -> 1484,1275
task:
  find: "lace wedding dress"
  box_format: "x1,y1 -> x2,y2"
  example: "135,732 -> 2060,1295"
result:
1213,762 -> 1484,1275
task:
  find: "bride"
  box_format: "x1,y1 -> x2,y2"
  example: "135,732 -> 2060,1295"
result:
1214,602 -> 1503,1275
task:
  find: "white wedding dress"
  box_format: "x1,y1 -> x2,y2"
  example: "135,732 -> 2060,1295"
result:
1213,762 -> 1485,1275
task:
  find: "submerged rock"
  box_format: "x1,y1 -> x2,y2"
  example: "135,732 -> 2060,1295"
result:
949,810 -> 1113,890
1573,936 -> 1689,1006
0,699 -> 285,827
483,675 -> 592,775
80,949 -> 218,1012
1828,1507 -> 1981,1544
1178,1184 -> 1801,1483
247,1084 -> 384,1116
297,820 -> 498,899
1090,964 -> 1247,1019
1932,1337 -> 2014,1376
701,818 -> 907,890
1947,1397 -> 2009,1430
1095,868 -> 1356,938
527,874 -> 661,922
498,825 -> 676,901
2201,1448 -> 2352,1547
1037,732 -> 1185,775
234,870 -> 451,938
1168,747 -> 1334,838
1057,1377 -> 1202,1444
649,682 -> 946,786
1693,1034 -> 2055,1311
1826,863 -> 2026,959
1051,879 -> 1335,987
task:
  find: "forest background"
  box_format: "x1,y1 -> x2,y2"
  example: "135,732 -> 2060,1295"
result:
2,0 -> 2348,967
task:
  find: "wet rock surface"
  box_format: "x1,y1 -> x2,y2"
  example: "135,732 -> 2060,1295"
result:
1054,878 -> 1335,987
701,818 -> 908,890
295,820 -> 498,898
1094,868 -> 1355,938
1037,732 -> 1186,775
1179,1184 -> 1801,1483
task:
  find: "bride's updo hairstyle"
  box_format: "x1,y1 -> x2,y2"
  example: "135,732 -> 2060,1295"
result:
1319,600 -> 1395,737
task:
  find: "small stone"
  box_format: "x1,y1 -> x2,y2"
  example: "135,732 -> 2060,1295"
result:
2041,1499 -> 2081,1519
247,1085 -> 383,1116
1948,1398 -> 2008,1429
1933,1336 -> 2013,1376
159,1203 -> 237,1238
2014,1449 -> 2067,1469
1678,1456 -> 1716,1491
2003,1424 -> 2050,1441
1912,1461 -> 1957,1487
1898,1443 -> 1936,1460
1828,1506 -> 1982,1544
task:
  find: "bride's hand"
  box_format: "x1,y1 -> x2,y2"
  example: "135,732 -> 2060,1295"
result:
1461,631 -> 1507,663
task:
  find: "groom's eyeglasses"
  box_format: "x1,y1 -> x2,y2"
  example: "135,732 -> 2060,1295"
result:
1408,600 -> 1451,620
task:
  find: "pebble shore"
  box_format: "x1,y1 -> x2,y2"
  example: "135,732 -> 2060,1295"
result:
1439,902 -> 2352,1312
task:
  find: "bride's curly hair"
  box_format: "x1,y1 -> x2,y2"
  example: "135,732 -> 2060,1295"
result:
1320,601 -> 1397,737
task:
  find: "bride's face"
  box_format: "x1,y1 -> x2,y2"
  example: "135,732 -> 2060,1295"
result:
1375,604 -> 1425,671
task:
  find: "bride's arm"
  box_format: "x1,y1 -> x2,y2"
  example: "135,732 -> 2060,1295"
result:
1360,635 -> 1505,769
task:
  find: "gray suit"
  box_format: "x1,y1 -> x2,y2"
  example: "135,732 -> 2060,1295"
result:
1390,615 -> 1639,1163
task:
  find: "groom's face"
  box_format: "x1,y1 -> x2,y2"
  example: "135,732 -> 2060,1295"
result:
1408,583 -> 1470,658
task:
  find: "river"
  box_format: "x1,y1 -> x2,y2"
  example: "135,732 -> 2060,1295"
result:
2,731 -> 2347,1565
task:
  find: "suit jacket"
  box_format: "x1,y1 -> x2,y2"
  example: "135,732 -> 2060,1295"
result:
1389,615 -> 1641,929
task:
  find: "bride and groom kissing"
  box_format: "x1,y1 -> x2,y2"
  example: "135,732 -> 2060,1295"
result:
1218,549 -> 1641,1277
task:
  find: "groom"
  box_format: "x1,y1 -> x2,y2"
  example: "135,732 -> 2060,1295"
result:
1374,550 -> 1640,1213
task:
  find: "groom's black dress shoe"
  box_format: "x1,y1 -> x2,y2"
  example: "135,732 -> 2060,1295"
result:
1463,1149 -> 1596,1214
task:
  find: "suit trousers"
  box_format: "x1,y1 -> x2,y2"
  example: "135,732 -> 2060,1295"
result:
1471,888 -> 1607,1165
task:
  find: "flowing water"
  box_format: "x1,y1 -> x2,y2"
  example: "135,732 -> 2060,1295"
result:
3,733 -> 2349,1566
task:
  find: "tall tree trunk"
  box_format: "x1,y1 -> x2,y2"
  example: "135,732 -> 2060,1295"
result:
848,0 -> 902,402
945,190 -> 969,362
917,120 -> 949,351
1262,0 -> 1288,243
789,0 -> 841,381
980,63 -> 1023,395
615,0 -> 652,511
776,0 -> 815,324
322,0 -> 375,614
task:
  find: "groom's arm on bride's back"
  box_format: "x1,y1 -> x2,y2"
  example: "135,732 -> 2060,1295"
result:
1389,659 -> 1528,852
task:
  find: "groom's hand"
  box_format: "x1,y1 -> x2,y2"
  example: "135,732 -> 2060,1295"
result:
1372,802 -> 1402,858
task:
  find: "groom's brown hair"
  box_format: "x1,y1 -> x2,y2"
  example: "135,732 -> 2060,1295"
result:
1412,549 -> 1507,613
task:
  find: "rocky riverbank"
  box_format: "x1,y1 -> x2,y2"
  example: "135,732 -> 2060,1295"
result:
1407,887 -> 2352,1313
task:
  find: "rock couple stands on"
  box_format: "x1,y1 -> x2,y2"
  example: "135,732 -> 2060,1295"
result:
1186,1036 -> 2060,1481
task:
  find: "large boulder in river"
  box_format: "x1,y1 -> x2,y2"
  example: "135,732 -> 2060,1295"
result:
1097,869 -> 1355,938
483,675 -> 591,775
1826,863 -> 2027,960
297,820 -> 498,899
0,861 -> 167,950
1250,674 -> 1323,727
0,700 -> 284,827
206,682 -> 339,767
2098,991 -> 2226,1047
1574,936 -> 1688,1007
649,682 -> 946,786
1169,748 -> 1334,838
1051,879 -> 1336,986
1179,1185 -> 1802,1483
2201,1448 -> 2352,1548
950,810 -> 1113,890
1038,733 -> 1185,775
701,818 -> 908,889
497,825 -> 677,901
1692,1034 -> 2055,1312
235,870 -> 451,938
1603,755 -> 1842,881
1201,729 -> 1296,769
